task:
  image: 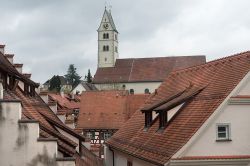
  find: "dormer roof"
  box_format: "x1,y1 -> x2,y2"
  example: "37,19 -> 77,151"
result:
106,51 -> 250,165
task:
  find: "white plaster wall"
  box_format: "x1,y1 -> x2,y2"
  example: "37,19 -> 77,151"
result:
0,47 -> 4,54
56,127 -> 79,153
95,82 -> 161,94
57,161 -> 75,166
72,84 -> 86,94
7,57 -> 13,64
18,81 -> 24,91
57,114 -> 66,123
104,146 -> 156,166
0,102 -> 58,166
238,77 -> 250,95
182,103 -> 250,156
50,104 -> 58,114
40,94 -> 48,104
15,67 -> 22,73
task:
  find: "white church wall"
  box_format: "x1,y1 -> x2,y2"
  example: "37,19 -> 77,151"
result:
95,81 -> 161,94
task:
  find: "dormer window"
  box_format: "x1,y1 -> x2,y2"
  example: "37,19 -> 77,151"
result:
141,84 -> 205,131
144,112 -> 152,128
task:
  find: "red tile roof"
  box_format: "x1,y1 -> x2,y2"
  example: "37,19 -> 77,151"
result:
76,91 -> 149,130
48,93 -> 80,114
106,51 -> 250,165
93,56 -> 206,83
173,155 -> 250,160
0,49 -> 102,166
0,51 -> 38,87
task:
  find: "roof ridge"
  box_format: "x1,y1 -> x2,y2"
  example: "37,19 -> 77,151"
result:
171,51 -> 250,75
117,55 -> 205,60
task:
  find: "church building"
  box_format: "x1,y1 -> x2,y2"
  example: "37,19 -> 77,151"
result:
93,8 -> 206,94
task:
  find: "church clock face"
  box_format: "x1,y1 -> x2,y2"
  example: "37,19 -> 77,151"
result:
103,23 -> 109,29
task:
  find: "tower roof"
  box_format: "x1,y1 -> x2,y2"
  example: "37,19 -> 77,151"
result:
98,8 -> 118,33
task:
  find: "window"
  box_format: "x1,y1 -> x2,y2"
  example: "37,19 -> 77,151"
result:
122,84 -> 126,89
216,124 -> 231,141
103,45 -> 109,51
86,132 -> 95,139
103,33 -> 109,39
127,161 -> 133,166
105,57 -> 107,62
104,132 -> 112,140
144,88 -> 150,94
129,89 -> 134,94
115,46 -> 118,53
115,34 -> 117,40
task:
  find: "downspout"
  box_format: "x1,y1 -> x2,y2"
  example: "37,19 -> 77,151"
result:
110,148 -> 115,166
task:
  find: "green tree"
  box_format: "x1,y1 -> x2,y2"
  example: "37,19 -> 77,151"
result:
49,75 -> 61,92
64,64 -> 81,87
85,69 -> 92,83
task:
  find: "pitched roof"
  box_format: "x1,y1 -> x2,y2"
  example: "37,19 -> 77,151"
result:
48,93 -> 80,111
0,51 -> 38,87
106,51 -> 250,165
0,50 -> 102,166
93,56 -> 206,83
76,90 -> 149,130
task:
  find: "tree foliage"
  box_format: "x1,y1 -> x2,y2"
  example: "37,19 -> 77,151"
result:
85,69 -> 92,83
49,75 -> 61,92
64,64 -> 81,87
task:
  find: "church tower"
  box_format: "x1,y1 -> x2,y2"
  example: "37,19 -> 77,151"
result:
97,7 -> 119,68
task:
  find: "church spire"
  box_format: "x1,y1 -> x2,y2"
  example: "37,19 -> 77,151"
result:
97,7 -> 119,68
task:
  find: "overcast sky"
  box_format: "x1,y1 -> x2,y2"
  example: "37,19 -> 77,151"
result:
1,0 -> 250,83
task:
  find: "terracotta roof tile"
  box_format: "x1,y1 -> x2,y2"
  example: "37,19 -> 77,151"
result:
106,51 -> 250,165
76,91 -> 149,130
93,56 -> 206,83
48,93 -> 80,111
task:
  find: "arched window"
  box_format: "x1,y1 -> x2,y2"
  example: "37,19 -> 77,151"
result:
103,33 -> 109,39
144,88 -> 150,94
122,84 -> 126,89
103,45 -> 109,51
130,89 -> 134,94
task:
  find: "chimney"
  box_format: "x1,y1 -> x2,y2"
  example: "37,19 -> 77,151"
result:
5,54 -> 14,64
0,45 -> 5,54
14,64 -> 23,73
0,79 -> 3,99
23,73 -> 31,79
